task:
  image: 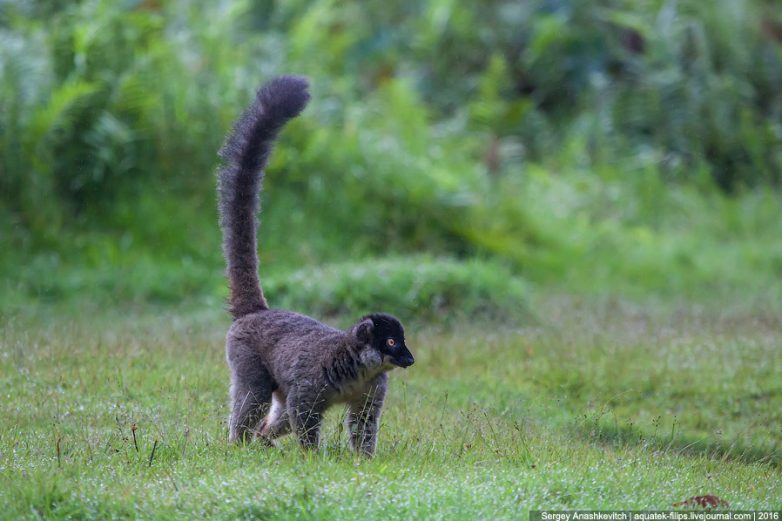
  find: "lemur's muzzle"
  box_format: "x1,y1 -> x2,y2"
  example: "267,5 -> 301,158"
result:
394,347 -> 415,368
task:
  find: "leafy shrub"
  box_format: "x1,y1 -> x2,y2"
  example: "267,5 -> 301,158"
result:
265,256 -> 529,324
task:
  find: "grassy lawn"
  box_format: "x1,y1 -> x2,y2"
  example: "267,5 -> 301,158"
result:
1,296 -> 780,519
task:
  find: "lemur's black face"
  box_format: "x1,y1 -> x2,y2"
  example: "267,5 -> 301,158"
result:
366,313 -> 415,368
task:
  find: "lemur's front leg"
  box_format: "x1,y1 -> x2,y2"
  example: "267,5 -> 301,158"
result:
346,374 -> 387,457
287,388 -> 326,450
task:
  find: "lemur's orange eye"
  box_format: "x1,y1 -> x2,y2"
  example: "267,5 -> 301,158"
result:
386,338 -> 396,347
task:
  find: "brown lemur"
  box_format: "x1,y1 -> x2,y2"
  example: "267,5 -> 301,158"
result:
217,76 -> 415,456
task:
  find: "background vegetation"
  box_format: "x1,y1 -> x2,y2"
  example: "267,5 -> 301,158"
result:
1,0 -> 781,516
2,0 -> 782,312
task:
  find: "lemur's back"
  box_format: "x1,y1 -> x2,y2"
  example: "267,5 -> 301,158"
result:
228,310 -> 345,380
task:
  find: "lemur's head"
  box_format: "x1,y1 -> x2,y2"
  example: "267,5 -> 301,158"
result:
353,313 -> 415,369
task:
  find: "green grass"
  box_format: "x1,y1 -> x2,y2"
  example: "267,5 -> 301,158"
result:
2,295 -> 779,519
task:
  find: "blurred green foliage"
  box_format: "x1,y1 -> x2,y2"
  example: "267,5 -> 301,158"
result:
1,0 -> 781,314
266,256 -> 529,324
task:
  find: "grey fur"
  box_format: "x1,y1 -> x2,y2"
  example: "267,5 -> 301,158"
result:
217,76 -> 414,456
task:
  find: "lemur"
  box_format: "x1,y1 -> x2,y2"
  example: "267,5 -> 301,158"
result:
217,76 -> 415,456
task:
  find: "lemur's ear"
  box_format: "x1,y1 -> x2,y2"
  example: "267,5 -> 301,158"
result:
354,319 -> 374,345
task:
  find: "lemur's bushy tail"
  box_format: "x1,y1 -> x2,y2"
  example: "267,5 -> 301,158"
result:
218,76 -> 310,319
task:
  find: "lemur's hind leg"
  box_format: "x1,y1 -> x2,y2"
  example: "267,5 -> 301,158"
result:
257,390 -> 291,443
227,340 -> 274,443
